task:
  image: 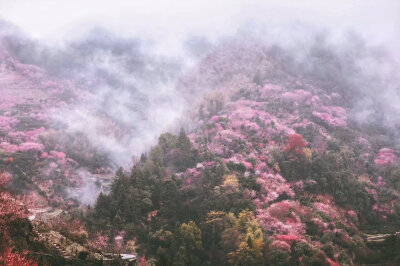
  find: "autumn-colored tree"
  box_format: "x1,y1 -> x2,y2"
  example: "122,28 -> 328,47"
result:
227,241 -> 264,266
226,210 -> 265,265
284,134 -> 307,155
221,174 -> 240,193
203,211 -> 233,250
0,248 -> 38,266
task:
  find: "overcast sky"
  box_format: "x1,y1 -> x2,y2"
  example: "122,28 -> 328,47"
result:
0,0 -> 399,56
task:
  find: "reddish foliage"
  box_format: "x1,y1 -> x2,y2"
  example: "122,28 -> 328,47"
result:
275,234 -> 302,243
0,173 -> 11,187
0,157 -> 13,187
284,134 -> 307,155
140,256 -> 147,266
48,217 -> 87,242
0,192 -> 29,253
91,233 -> 110,251
326,257 -> 340,266
243,161 -> 253,170
270,240 -> 291,251
0,248 -> 37,266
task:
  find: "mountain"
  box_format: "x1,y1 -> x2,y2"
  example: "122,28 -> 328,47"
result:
86,39 -> 400,265
1,28 -> 400,265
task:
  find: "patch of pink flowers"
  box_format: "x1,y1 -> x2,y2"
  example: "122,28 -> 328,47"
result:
282,89 -> 312,105
312,110 -> 346,127
256,200 -> 307,236
0,141 -> 44,153
313,202 -> 338,219
374,148 -> 397,166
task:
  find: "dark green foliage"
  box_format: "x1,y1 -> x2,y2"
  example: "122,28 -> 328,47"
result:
8,152 -> 38,191
86,130 -> 263,265
277,144 -> 378,223
267,249 -> 290,266
310,251 -> 329,266
226,161 -> 246,172
85,122 -> 400,265
290,240 -> 314,264
338,251 -> 352,265
322,243 -> 335,259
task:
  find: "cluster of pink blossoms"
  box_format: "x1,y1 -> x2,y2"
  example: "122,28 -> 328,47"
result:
374,148 -> 397,166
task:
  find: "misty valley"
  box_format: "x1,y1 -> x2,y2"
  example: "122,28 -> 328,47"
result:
1,3 -> 400,266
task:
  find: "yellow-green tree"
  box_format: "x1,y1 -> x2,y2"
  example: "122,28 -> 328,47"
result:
222,210 -> 265,265
174,221 -> 204,266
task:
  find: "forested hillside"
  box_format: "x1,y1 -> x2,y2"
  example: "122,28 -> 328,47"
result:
86,41 -> 400,265
1,18 -> 400,266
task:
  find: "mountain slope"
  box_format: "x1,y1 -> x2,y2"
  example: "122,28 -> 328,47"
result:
1,27 -> 400,264
87,39 -> 400,265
